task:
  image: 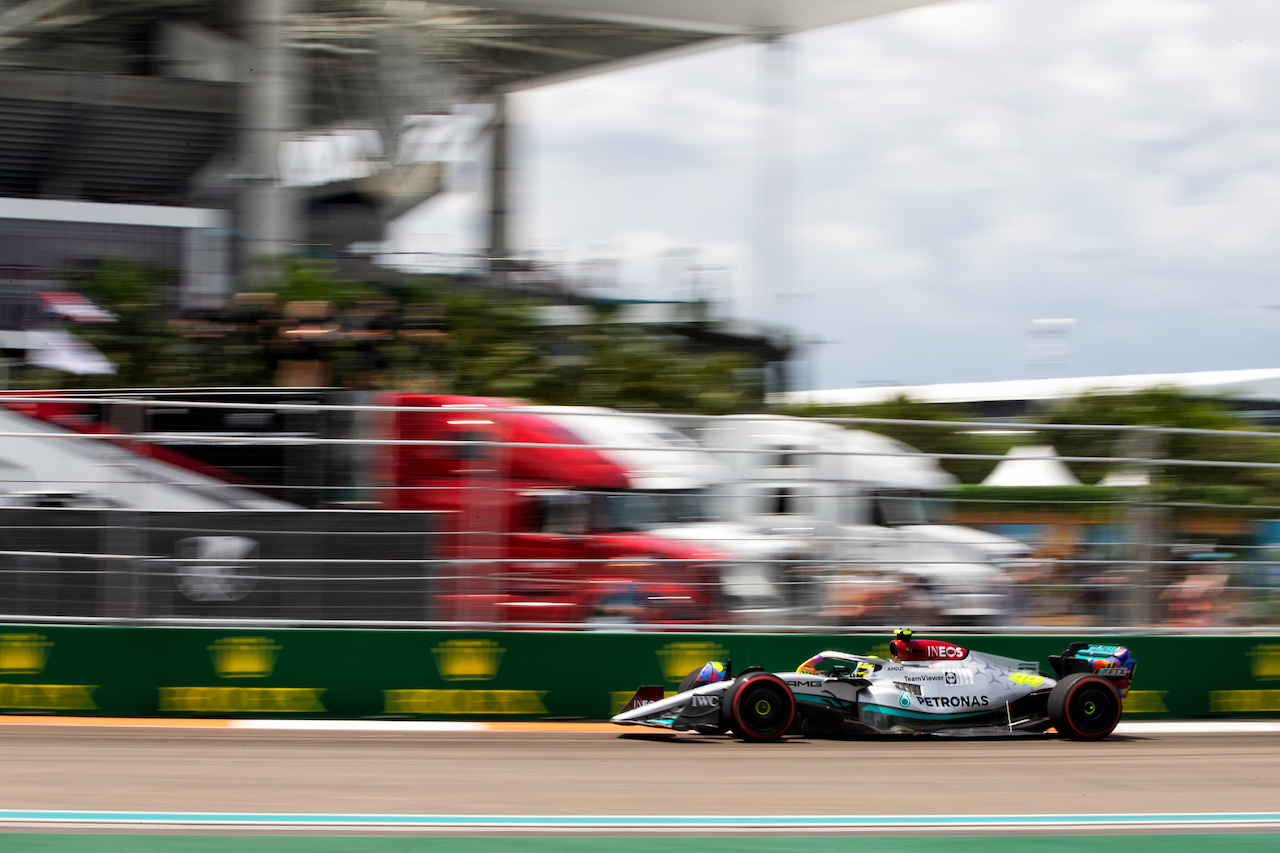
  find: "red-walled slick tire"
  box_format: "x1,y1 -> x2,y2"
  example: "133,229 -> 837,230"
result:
679,668 -> 708,694
727,673 -> 795,742
1048,672 -> 1123,740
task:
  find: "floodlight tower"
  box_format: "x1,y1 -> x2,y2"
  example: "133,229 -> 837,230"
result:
753,32 -> 798,393
1026,318 -> 1076,376
239,0 -> 298,283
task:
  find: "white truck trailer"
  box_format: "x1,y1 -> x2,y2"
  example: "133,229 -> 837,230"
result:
693,415 -> 1030,625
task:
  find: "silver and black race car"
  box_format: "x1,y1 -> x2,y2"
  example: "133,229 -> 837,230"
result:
612,630 -> 1136,741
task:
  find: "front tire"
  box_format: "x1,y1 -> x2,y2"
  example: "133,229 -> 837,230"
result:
727,673 -> 795,742
1049,672 -> 1122,740
679,668 -> 707,694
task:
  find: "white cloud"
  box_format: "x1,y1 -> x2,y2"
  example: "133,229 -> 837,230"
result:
505,0 -> 1280,389
799,220 -> 931,280
1129,171 -> 1280,253
1048,51 -> 1133,100
891,0 -> 1011,47
1075,0 -> 1215,34
519,45 -> 757,158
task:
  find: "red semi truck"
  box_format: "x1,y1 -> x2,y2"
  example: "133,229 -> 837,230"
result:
376,393 -> 730,624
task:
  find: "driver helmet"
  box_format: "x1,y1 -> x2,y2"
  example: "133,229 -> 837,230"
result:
697,661 -> 726,683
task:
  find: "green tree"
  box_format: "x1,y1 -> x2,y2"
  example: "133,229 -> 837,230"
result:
1041,388 -> 1280,506
24,255 -> 768,412
259,256 -> 380,309
531,308 -> 759,413
427,295 -> 761,413
41,257 -> 192,387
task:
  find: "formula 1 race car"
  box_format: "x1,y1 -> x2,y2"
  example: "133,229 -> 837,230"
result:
612,630 -> 1136,741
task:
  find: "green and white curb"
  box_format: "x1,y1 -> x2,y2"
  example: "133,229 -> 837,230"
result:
2,810 -> 1279,831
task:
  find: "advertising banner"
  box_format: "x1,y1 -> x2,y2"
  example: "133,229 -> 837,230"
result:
0,626 -> 1277,721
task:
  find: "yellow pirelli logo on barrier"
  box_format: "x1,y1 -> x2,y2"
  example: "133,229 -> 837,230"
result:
0,634 -> 54,675
1248,645 -> 1280,681
158,687 -> 326,714
1209,690 -> 1280,714
656,642 -> 728,683
0,683 -> 97,710
384,689 -> 547,715
1121,690 -> 1169,714
208,638 -> 281,679
432,640 -> 504,681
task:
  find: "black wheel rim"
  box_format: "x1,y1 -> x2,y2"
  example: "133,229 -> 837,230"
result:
739,683 -> 789,737
1071,685 -> 1118,736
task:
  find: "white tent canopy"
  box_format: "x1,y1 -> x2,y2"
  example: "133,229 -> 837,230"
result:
981,445 -> 1082,487
1099,470 -> 1150,488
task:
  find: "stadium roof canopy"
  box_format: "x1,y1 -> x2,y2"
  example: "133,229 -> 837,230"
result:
0,0 -> 947,98
470,0 -> 941,33
0,0 -> 946,204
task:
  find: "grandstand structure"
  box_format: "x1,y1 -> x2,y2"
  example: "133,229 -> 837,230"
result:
0,1 -> 943,385
0,0 -> 940,282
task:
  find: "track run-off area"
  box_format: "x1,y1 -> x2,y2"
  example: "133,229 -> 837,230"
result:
1,718 -> 1278,850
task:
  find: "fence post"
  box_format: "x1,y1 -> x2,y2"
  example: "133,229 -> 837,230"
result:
100,508 -> 146,620
1117,428 -> 1163,626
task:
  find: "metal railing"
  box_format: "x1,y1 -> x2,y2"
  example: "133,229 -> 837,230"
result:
0,392 -> 1277,631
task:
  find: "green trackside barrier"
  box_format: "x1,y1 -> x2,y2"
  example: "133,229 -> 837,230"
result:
0,627 -> 1278,720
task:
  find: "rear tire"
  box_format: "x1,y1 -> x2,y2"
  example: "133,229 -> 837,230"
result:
1049,672 -> 1122,740
728,673 -> 795,742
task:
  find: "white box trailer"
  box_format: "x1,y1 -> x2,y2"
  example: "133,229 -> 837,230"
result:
692,415 -> 1030,625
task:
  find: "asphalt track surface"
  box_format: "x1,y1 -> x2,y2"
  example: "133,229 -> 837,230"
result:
1,724 -> 1279,822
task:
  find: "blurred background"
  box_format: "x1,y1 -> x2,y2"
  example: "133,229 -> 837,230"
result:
1,0 -> 1279,632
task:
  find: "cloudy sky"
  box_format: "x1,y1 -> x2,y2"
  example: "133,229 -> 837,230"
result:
490,0 -> 1280,392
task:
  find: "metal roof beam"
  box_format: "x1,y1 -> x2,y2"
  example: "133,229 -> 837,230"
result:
447,36 -> 614,62
0,0 -> 81,38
